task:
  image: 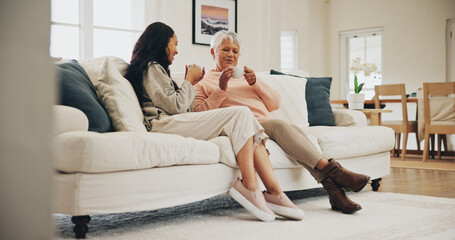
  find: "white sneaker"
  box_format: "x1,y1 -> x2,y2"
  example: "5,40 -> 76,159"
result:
263,192 -> 304,220
228,179 -> 275,222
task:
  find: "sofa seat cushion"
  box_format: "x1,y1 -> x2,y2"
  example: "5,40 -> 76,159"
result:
54,132 -> 220,173
209,136 -> 321,169
303,126 -> 395,159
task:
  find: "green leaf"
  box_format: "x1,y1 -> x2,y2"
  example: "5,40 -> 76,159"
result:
354,75 -> 359,93
358,83 -> 365,93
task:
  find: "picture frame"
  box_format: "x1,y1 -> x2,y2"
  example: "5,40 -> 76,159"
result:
192,0 -> 237,46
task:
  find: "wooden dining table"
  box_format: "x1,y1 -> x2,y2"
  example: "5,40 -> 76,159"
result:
330,99 -> 418,105
330,99 -> 418,126
356,109 -> 393,126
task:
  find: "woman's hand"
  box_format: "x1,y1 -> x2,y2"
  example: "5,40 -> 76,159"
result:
185,64 -> 205,85
219,67 -> 234,91
243,66 -> 256,85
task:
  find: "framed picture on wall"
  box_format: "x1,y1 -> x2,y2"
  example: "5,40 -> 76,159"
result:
192,0 -> 237,46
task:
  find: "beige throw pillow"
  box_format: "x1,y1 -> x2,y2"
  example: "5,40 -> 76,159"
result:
97,56 -> 147,132
78,57 -> 106,86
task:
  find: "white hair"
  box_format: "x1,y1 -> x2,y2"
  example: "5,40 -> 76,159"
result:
210,30 -> 240,50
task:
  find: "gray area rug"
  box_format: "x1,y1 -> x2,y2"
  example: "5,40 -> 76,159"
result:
54,189 -> 455,239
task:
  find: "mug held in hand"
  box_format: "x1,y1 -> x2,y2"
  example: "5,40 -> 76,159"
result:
233,67 -> 244,79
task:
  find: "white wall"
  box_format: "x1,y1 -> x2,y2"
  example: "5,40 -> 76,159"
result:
157,0 -> 281,75
281,0 -> 328,76
326,0 -> 455,99
0,0 -> 54,239
323,0 -> 455,151
151,0 -> 455,96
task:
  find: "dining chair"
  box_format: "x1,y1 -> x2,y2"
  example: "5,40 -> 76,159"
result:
374,84 -> 419,161
436,134 -> 448,159
422,82 -> 455,162
417,88 -> 446,160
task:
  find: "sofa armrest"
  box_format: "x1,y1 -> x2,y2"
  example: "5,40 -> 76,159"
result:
332,109 -> 367,127
53,105 -> 89,135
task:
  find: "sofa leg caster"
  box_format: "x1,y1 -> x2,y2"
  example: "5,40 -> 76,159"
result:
71,215 -> 91,239
371,178 -> 381,192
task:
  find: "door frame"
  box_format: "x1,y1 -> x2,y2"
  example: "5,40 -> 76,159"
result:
447,19 -> 455,82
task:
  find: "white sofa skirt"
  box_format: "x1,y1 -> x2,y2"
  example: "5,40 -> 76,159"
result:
53,152 -> 390,216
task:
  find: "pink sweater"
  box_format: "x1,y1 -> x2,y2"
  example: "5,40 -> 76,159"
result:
194,70 -> 281,122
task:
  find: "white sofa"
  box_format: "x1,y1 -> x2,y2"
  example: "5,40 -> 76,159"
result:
52,56 -> 395,238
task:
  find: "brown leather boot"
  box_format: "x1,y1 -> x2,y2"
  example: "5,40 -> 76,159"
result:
322,177 -> 362,214
321,159 -> 370,192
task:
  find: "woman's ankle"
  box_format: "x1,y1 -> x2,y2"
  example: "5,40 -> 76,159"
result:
315,157 -> 330,170
266,188 -> 283,196
242,180 -> 259,192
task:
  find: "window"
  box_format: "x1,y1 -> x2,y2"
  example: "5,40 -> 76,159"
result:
50,0 -> 79,59
50,0 -> 155,61
340,28 -> 383,100
280,30 -> 298,71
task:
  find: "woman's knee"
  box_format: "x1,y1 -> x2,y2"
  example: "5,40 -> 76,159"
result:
263,119 -> 289,132
230,105 -> 251,113
263,119 -> 287,127
225,106 -> 255,119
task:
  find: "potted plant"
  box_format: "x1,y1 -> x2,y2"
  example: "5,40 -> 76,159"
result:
347,57 -> 380,109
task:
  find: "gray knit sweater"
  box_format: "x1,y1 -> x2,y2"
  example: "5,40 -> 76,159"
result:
140,62 -> 195,130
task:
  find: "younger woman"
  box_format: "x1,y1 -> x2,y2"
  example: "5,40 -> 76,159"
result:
125,22 -> 304,221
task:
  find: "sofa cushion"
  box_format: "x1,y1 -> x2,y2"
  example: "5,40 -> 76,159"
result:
57,60 -> 113,132
78,57 -> 104,87
97,56 -> 147,132
303,126 -> 395,159
270,69 -> 305,78
270,70 -> 335,126
332,108 -> 368,127
305,77 -> 335,126
54,131 -> 220,173
53,105 -> 89,135
258,73 -> 309,128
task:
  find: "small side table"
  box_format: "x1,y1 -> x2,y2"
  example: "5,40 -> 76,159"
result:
357,109 -> 392,126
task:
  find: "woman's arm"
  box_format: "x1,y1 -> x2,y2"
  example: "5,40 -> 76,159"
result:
243,67 -> 280,112
193,84 -> 229,112
143,63 -> 195,115
251,77 -> 281,112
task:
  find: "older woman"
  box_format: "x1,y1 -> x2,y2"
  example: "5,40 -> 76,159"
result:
194,30 -> 370,214
125,22 -> 303,222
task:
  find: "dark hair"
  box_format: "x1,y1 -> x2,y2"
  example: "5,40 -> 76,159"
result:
125,22 -> 175,99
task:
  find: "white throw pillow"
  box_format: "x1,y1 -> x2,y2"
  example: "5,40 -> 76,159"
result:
258,73 -> 310,128
97,56 -> 147,132
79,57 -> 108,88
282,69 -> 310,78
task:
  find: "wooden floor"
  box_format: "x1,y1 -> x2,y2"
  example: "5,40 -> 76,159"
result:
390,154 -> 455,171
376,154 -> 455,198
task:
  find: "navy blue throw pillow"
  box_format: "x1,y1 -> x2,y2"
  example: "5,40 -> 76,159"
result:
57,60 -> 112,132
305,77 -> 335,126
270,69 -> 303,78
270,70 -> 335,126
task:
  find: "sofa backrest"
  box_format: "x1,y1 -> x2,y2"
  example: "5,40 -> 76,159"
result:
257,72 -> 309,128
76,57 -> 310,131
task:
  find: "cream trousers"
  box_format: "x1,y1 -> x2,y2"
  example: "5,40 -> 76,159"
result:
261,119 -> 327,183
151,106 -> 267,155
